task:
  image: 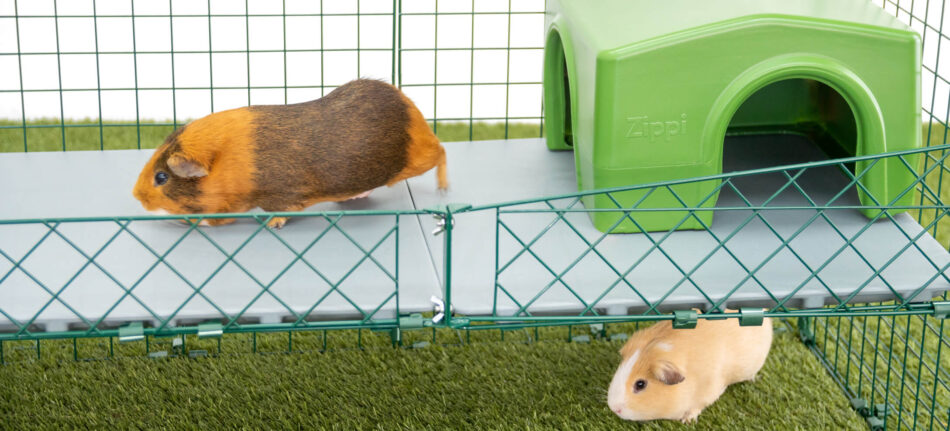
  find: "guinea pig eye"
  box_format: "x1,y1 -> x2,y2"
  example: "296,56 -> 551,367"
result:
154,171 -> 169,186
633,379 -> 647,393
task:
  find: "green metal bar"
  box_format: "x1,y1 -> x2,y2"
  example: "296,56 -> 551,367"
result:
170,0 -> 178,128
929,317 -> 946,430
245,0 -> 251,106
283,0 -> 287,104
0,11 -> 540,19
468,1 -> 474,140
2,319 -> 401,342
432,0 -> 438,134
53,0 -> 66,151
493,207 -> 500,316
395,214 -> 401,325
911,314 -> 928,429
397,0 -> 402,89
2,12 -> 398,19
320,0 -> 324,95
93,0 -> 104,149
0,208 -> 426,226
504,0 -> 512,139
466,144 -> 950,212
14,0 -> 26,152
896,314 -> 913,427
131,0 -> 141,148
2,47 -> 541,57
443,209 -> 453,323
207,0 -> 214,112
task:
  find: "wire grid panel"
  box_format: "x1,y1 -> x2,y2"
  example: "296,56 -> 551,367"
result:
0,0 -> 545,151
0,213 -> 406,336
809,308 -> 950,430
0,148 -> 443,338
406,137 -> 950,318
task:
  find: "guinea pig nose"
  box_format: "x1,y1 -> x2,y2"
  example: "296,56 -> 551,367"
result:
614,408 -> 622,414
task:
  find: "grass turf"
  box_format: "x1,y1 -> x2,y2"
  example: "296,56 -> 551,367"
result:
0,322 -> 866,430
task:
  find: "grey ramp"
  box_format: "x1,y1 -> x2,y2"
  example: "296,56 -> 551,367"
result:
0,150 -> 441,331
408,137 -> 950,316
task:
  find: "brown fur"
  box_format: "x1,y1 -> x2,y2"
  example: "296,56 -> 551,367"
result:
608,310 -> 772,423
132,79 -> 448,228
389,93 -> 448,188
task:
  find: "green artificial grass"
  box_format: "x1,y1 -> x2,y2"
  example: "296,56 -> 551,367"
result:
0,119 -> 543,153
0,322 -> 865,430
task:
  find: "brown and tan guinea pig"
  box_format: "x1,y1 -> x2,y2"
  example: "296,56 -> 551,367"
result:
133,78 -> 447,229
607,310 -> 773,423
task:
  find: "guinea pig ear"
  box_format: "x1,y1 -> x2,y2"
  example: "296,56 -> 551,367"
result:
653,360 -> 685,386
167,154 -> 209,178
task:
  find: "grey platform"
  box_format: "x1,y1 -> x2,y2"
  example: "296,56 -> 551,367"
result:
1,136 -> 948,331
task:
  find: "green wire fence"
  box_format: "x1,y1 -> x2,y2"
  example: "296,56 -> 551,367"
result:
2,1 -> 950,429
0,0 -> 545,152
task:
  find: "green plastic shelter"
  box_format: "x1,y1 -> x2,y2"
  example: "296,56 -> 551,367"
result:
544,0 -> 922,232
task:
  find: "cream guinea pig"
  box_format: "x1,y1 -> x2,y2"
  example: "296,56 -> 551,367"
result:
607,310 -> 773,423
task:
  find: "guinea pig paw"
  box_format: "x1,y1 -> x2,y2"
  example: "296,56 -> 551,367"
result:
680,409 -> 701,424
266,216 -> 289,230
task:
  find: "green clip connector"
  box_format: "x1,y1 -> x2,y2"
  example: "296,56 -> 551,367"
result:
873,404 -> 887,418
933,302 -> 950,319
449,317 -> 471,329
571,335 -> 591,343
411,341 -> 430,349
866,417 -> 884,431
850,398 -> 870,417
189,350 -> 208,358
739,308 -> 765,327
399,313 -> 425,330
609,333 -> 629,342
118,322 -> 144,343
198,322 -> 223,339
673,310 -> 697,329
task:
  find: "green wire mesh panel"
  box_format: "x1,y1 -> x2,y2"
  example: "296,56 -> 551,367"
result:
0,211 -> 422,341
0,0 -> 545,152
428,141 -> 948,325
